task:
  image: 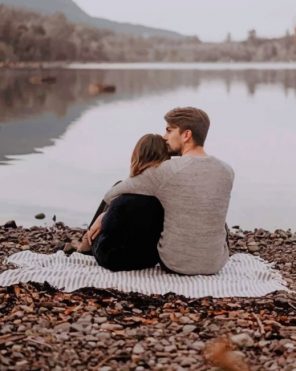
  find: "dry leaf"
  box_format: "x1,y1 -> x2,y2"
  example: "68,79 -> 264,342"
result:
204,337 -> 250,371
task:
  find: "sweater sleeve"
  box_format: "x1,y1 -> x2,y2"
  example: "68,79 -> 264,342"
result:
103,161 -> 170,205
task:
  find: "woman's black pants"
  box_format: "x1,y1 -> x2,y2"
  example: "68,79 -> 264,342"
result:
91,194 -> 164,272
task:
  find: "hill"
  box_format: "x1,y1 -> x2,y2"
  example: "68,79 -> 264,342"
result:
0,0 -> 184,39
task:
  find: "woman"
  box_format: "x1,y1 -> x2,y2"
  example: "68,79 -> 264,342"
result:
78,134 -> 170,271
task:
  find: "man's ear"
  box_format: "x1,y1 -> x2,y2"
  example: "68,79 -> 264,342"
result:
183,129 -> 193,143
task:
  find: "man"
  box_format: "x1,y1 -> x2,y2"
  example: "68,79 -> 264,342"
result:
91,107 -> 234,275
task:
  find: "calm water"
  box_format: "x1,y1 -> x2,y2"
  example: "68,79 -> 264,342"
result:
0,63 -> 296,230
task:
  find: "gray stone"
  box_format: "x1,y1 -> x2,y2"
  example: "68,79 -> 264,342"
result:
208,324 -> 220,332
78,314 -> 92,323
179,316 -> 193,324
181,357 -> 196,367
182,325 -> 197,334
94,316 -> 107,324
100,323 -> 123,331
190,341 -> 205,351
133,343 -> 145,354
70,323 -> 85,332
231,333 -> 254,347
56,333 -> 69,341
54,322 -> 71,332
247,242 -> 260,252
164,345 -> 177,353
35,213 -> 46,220
1,325 -> 13,334
96,332 -> 111,340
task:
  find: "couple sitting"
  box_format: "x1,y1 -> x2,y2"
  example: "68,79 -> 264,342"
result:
78,106 -> 234,275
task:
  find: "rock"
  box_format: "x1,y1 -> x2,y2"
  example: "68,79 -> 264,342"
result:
1,324 -> 13,334
17,325 -> 26,332
182,325 -> 197,334
180,357 -> 196,367
208,324 -> 220,332
94,316 -> 107,324
283,342 -> 295,350
132,308 -> 142,314
35,213 -> 46,220
190,341 -> 205,351
70,323 -> 85,333
4,220 -> 17,229
78,314 -> 92,323
100,323 -> 123,331
16,360 -> 29,367
231,333 -> 254,347
96,332 -> 111,340
179,316 -> 193,324
0,357 -> 10,366
54,322 -> 71,332
133,343 -> 145,354
274,297 -> 289,308
164,345 -> 177,353
11,345 -> 22,352
247,242 -> 260,252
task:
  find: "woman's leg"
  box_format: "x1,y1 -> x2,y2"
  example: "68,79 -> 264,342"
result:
78,181 -> 122,252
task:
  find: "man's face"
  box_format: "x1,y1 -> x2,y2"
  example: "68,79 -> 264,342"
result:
163,125 -> 183,156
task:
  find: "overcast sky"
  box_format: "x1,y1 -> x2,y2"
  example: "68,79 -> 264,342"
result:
73,0 -> 296,42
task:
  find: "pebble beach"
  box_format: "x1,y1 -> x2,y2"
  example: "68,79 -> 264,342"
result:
0,223 -> 295,370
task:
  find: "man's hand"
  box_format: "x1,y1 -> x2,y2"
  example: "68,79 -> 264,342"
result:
86,212 -> 106,245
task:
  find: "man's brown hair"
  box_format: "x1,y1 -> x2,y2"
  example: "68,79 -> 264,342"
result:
164,107 -> 210,146
130,134 -> 170,177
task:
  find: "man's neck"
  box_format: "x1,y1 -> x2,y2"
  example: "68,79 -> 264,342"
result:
182,145 -> 207,157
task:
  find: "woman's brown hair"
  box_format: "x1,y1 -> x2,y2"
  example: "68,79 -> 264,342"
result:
130,134 -> 170,177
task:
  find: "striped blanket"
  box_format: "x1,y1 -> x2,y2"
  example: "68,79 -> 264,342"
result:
0,251 -> 289,298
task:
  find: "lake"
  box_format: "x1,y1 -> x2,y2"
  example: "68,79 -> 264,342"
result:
0,63 -> 296,230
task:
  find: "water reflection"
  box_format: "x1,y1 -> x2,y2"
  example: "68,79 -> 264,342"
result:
1,67 -> 296,164
1,65 -> 296,229
2,69 -> 296,122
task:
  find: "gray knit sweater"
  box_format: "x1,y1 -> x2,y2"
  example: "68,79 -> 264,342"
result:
104,155 -> 234,275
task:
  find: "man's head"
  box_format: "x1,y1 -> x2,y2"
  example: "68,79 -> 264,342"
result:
163,107 -> 210,155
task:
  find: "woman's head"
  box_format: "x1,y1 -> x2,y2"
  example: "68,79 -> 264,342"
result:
130,134 -> 170,177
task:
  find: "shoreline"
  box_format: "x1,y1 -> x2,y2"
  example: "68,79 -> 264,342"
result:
0,61 -> 68,70
1,219 -> 295,233
2,61 -> 296,71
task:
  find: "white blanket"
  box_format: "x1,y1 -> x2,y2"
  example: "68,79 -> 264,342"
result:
0,251 -> 289,298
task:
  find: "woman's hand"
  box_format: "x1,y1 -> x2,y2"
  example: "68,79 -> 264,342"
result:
86,212 -> 106,245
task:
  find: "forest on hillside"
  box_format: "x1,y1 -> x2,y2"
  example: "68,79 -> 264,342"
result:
0,4 -> 296,63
